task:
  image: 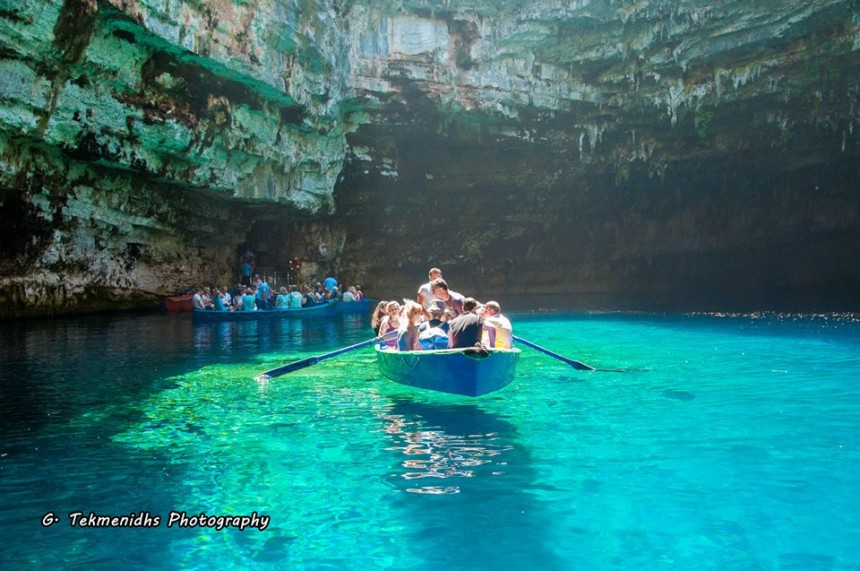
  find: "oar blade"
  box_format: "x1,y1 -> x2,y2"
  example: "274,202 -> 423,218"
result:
513,335 -> 597,371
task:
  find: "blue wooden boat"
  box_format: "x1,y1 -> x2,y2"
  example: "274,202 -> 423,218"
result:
192,303 -> 335,322
375,346 -> 520,396
329,297 -> 377,315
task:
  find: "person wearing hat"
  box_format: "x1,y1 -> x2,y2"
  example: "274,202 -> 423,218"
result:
417,301 -> 450,350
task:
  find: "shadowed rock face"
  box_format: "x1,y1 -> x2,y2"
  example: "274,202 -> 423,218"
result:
0,1 -> 858,317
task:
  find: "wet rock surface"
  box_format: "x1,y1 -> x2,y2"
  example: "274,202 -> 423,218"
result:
1,1 -> 858,316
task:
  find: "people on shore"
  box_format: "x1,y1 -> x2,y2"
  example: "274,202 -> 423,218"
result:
241,259 -> 253,286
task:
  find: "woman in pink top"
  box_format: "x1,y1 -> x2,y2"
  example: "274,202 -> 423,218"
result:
378,301 -> 402,347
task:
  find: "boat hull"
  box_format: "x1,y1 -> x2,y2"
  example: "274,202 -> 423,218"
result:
375,346 -> 520,396
164,294 -> 194,312
192,304 -> 335,322
330,298 -> 377,315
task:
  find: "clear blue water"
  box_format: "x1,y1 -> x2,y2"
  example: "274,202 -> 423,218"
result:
1,310 -> 859,570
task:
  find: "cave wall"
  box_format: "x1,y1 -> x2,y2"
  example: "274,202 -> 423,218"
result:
1,0 -> 859,317
0,0 -> 349,317
330,1 -> 860,309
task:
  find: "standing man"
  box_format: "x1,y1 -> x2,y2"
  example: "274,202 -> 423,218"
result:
256,278 -> 272,309
241,258 -> 253,286
481,301 -> 513,349
417,268 -> 443,312
323,275 -> 338,297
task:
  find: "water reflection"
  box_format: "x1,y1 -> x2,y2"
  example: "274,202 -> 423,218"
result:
191,317 -> 340,355
379,397 -> 564,570
0,312 -> 365,439
381,398 -> 515,494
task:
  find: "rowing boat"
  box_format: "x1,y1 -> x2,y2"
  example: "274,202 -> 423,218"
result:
329,298 -> 377,315
163,294 -> 194,312
192,303 -> 335,322
375,346 -> 520,396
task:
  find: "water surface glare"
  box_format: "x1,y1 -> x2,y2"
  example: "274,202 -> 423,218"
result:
1,311 -> 858,570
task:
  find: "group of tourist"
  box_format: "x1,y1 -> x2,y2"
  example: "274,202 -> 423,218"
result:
370,268 -> 513,352
192,274 -> 363,312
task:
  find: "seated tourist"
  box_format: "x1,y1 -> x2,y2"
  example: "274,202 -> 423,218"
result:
397,302 -> 424,351
354,285 -> 363,301
447,297 -> 484,349
276,287 -> 290,309
377,301 -> 401,347
341,286 -> 357,302
481,301 -> 513,349
241,288 -> 257,311
418,301 -> 450,350
220,286 -> 233,309
300,284 -> 317,306
288,285 -> 303,308
212,289 -> 228,311
192,289 -> 206,310
371,300 -> 388,334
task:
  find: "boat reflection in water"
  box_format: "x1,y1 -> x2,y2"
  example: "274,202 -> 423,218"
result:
379,397 -> 563,569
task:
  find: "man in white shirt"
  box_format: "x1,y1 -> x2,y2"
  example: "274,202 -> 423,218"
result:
192,289 -> 206,310
417,268 -> 442,312
481,301 -> 513,349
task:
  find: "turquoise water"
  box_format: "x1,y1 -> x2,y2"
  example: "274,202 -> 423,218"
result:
1,311 -> 859,570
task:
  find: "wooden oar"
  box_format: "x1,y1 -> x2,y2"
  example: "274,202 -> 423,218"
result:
513,335 -> 595,371
256,332 -> 393,380
513,336 -> 626,373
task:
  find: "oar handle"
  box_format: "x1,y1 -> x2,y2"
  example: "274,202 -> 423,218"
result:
257,331 -> 395,380
513,335 -> 595,371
